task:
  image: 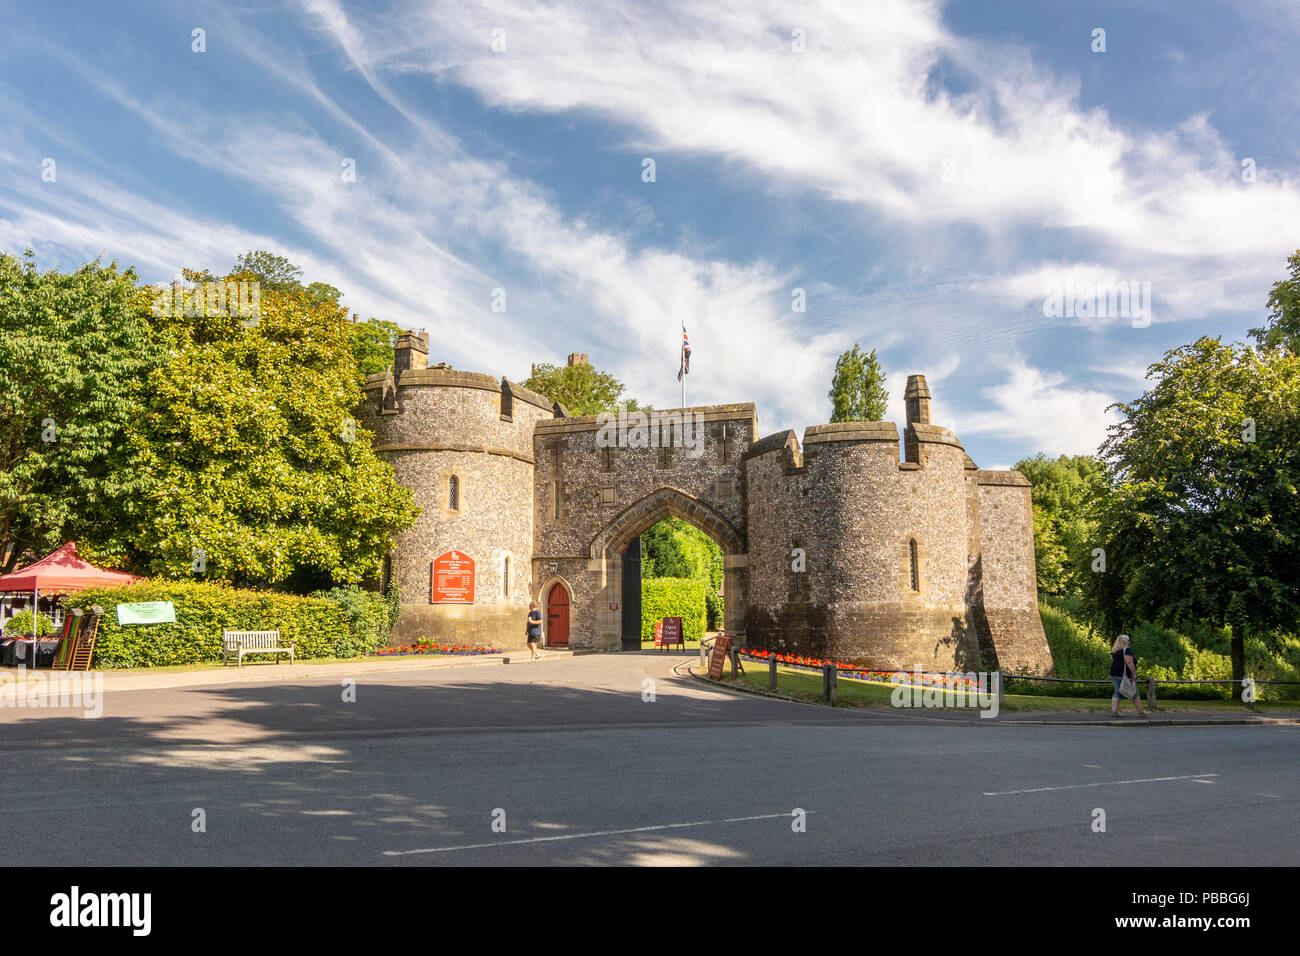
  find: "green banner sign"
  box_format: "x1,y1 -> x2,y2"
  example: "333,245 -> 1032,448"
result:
116,601 -> 176,625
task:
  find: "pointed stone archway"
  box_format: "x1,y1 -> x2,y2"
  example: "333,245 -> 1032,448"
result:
587,486 -> 747,651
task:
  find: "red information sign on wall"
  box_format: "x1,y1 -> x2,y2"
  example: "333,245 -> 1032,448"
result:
431,550 -> 475,603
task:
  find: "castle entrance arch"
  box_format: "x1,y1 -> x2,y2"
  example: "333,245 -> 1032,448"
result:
589,487 -> 748,652
531,402 -> 757,651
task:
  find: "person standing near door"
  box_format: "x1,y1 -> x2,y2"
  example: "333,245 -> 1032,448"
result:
526,602 -> 543,661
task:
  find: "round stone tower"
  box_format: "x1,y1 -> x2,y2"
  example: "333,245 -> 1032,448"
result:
358,331 -> 555,646
743,374 -> 984,671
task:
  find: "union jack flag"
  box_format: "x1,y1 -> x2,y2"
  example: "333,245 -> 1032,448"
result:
677,323 -> 691,382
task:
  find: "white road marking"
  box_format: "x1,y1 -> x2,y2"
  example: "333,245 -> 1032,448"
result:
983,772 -> 1218,796
383,811 -> 810,856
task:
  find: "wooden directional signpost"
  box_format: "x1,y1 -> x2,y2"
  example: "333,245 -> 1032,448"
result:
431,550 -> 476,603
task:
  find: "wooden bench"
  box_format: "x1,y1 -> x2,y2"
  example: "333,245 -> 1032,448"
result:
222,629 -> 295,667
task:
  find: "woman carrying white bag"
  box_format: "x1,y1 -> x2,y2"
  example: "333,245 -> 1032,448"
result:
1109,633 -> 1147,718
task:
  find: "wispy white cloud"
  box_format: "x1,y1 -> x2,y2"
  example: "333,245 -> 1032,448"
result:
958,359 -> 1121,457
368,0 -> 1299,264
2,0 -> 1292,463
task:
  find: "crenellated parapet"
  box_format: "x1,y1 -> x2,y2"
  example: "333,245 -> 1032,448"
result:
738,379 -> 1052,674
360,333 -> 1053,673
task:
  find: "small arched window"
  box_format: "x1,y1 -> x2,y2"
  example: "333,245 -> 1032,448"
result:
448,475 -> 459,511
502,556 -> 510,598
909,539 -> 920,592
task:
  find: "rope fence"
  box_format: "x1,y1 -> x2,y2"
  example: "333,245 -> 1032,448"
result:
707,642 -> 1298,705
1002,672 -> 1299,706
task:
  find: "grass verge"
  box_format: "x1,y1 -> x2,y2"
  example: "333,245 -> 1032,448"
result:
712,661 -> 1300,714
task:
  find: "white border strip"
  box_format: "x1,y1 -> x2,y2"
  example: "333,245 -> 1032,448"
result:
983,772 -> 1218,796
383,811 -> 810,856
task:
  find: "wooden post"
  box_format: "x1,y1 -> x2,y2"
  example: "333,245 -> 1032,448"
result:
1147,676 -> 1157,710
823,662 -> 838,702
994,670 -> 1005,706
769,655 -> 778,691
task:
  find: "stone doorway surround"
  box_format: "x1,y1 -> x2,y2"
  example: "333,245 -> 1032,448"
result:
538,576 -> 574,648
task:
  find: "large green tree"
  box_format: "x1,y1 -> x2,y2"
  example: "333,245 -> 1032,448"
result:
351,318 -> 401,377
1014,454 -> 1109,597
0,251 -> 163,572
233,249 -> 388,372
828,344 -> 888,422
1249,248 -> 1300,353
232,250 -> 304,293
1095,337 -> 1300,699
523,361 -> 647,415
99,268 -> 419,589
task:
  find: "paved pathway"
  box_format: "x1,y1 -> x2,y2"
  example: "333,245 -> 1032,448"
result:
0,653 -> 1295,865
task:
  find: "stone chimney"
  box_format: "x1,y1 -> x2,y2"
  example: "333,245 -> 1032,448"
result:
567,352 -> 589,367
394,330 -> 430,373
904,374 -> 931,427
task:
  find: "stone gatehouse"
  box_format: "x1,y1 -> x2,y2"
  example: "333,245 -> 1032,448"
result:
358,333 -> 1055,675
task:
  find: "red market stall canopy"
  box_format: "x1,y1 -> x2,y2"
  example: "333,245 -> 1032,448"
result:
0,543 -> 141,593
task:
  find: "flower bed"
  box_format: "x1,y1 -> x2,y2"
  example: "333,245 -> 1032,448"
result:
373,643 -> 501,657
738,649 -> 986,690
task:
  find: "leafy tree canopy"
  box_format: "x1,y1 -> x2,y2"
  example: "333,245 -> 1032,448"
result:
232,250 -> 304,293
828,343 -> 888,422
1,250 -> 417,590
0,251 -> 163,573
641,517 -> 722,586
352,318 -> 402,377
523,361 -> 647,415
1013,454 -> 1108,597
1095,337 -> 1300,695
305,281 -> 343,307
101,268 -> 420,589
231,250 -> 393,377
1250,248 -> 1300,354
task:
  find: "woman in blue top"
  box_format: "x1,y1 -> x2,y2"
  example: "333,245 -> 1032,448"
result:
526,602 -> 543,661
1109,633 -> 1146,718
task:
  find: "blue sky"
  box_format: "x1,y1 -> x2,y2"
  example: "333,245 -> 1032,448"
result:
2,0 -> 1297,469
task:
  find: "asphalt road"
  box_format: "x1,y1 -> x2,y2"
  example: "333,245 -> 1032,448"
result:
1,654 -> 1296,865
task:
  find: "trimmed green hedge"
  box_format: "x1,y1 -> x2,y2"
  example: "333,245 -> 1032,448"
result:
641,577 -> 706,642
68,579 -> 396,668
705,589 -> 725,630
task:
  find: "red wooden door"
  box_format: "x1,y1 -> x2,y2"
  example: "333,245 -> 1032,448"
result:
546,584 -> 570,647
